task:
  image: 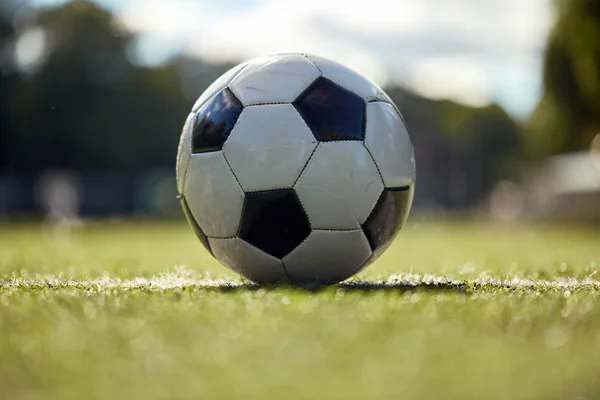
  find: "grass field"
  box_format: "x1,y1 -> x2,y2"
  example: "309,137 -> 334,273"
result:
1,219 -> 599,399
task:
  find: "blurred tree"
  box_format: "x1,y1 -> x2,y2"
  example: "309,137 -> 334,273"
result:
527,0 -> 600,156
387,87 -> 522,208
1,0 -> 217,173
11,1 -> 185,171
0,0 -> 523,212
0,3 -> 18,168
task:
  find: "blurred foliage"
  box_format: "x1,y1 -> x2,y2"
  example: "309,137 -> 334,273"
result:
387,88 -> 521,207
0,0 -> 524,209
0,1 -> 229,173
527,0 -> 600,157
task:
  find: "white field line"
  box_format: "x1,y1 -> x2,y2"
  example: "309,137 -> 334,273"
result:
1,271 -> 599,291
352,272 -> 600,291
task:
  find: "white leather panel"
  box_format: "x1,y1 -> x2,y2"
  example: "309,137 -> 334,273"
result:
304,54 -> 391,102
229,54 -> 321,106
209,237 -> 290,284
283,229 -> 372,284
176,112 -> 195,194
223,104 -> 318,192
183,151 -> 244,237
294,142 -> 384,229
192,62 -> 247,112
365,102 -> 416,188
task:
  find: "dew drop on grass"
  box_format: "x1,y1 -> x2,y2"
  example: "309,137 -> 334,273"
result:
410,292 -> 421,304
246,300 -> 264,317
82,302 -> 96,319
559,263 -> 568,273
0,293 -> 9,306
560,304 -> 572,318
545,325 -> 569,349
506,316 -> 531,342
459,262 -> 475,275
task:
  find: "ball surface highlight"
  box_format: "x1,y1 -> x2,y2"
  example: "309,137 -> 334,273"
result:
176,53 -> 415,284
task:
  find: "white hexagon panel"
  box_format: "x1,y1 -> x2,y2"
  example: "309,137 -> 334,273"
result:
208,237 -> 290,284
222,104 -> 318,192
228,54 -> 321,106
304,53 -> 391,103
282,229 -> 372,284
294,141 -> 384,229
183,152 -> 245,237
365,102 -> 416,188
176,112 -> 195,194
191,62 -> 247,112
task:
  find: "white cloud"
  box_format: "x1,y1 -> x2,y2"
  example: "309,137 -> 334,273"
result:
117,0 -> 554,116
120,2 -> 212,39
408,56 -> 492,107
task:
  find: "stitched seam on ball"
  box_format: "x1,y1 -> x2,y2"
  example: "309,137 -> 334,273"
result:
291,142 -> 319,189
281,231 -> 312,261
179,120 -> 195,196
291,75 -> 328,143
362,102 -> 367,140
279,259 -> 295,283
176,113 -> 191,194
297,56 -> 371,105
242,186 -> 296,193
228,62 -> 249,86
290,190 -> 312,242
220,96 -> 249,187
367,99 -> 409,127
362,142 -> 386,186
293,78 -> 366,141
221,150 -> 244,190
235,195 -> 246,238
243,187 -> 302,195
322,77 -> 365,105
292,104 -> 314,140
224,63 -> 250,102
179,151 -> 192,197
293,74 -> 323,107
181,194 -> 214,255
301,53 -> 324,75
219,154 -> 246,238
236,189 -> 313,234
290,144 -> 320,229
315,139 -> 364,144
289,106 -> 320,162
244,102 -> 293,107
320,141 -> 384,227
294,197 -> 313,229
207,234 -> 238,241
192,64 -> 248,113
242,186 -> 294,194
311,228 -> 361,232
349,229 -> 373,276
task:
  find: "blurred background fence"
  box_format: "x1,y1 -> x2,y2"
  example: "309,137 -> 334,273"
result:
1,0 -> 598,223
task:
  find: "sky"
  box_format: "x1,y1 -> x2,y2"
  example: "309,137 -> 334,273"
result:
30,0 -> 555,120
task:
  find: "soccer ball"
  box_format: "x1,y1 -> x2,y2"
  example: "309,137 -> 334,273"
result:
176,53 -> 415,285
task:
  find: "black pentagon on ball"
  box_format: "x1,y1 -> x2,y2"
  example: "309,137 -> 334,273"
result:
192,88 -> 243,153
180,195 -> 213,256
238,189 -> 311,259
362,186 -> 413,253
293,77 -> 365,141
